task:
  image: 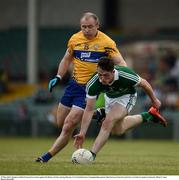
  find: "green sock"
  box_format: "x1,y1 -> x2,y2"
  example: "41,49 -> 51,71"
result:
141,112 -> 154,123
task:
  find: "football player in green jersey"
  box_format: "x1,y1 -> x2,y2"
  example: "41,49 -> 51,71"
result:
74,57 -> 167,160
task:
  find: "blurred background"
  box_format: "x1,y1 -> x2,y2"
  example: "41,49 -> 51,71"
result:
0,0 -> 179,140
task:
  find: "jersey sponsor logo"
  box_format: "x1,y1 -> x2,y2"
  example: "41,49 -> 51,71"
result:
81,52 -> 91,59
74,50 -> 107,63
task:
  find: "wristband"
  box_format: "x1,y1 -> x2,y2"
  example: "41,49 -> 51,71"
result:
56,75 -> 62,80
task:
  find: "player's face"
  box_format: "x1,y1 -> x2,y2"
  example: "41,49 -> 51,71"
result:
97,67 -> 115,85
80,17 -> 99,40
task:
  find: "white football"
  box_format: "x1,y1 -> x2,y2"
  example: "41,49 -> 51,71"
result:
71,148 -> 93,164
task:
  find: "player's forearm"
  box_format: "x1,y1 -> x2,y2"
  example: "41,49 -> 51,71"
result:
56,49 -> 72,78
112,55 -> 127,67
141,78 -> 157,102
118,56 -> 127,67
57,58 -> 71,78
80,109 -> 94,136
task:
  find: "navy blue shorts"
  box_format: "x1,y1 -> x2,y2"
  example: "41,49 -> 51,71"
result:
60,79 -> 86,109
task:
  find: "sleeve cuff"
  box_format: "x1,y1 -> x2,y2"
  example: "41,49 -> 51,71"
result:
86,94 -> 97,99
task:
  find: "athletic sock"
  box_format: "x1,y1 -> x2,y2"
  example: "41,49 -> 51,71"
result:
141,112 -> 154,123
90,151 -> 96,160
41,152 -> 52,162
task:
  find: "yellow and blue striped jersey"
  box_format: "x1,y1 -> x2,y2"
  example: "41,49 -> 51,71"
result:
67,30 -> 120,84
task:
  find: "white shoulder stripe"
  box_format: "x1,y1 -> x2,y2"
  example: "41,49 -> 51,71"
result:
86,74 -> 98,92
119,71 -> 139,82
119,71 -> 139,80
87,74 -> 98,87
134,76 -> 141,86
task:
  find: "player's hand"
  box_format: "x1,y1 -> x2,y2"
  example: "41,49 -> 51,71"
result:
48,76 -> 61,92
151,98 -> 161,110
74,133 -> 85,149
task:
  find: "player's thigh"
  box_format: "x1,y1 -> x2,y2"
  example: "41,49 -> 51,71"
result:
56,103 -> 71,127
102,104 -> 127,131
108,105 -> 127,135
106,103 -> 127,123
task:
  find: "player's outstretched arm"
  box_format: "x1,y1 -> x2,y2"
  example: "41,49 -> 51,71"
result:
48,49 -> 72,92
138,78 -> 161,109
74,98 -> 96,148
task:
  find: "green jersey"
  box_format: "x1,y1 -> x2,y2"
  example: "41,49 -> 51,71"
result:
86,66 -> 141,99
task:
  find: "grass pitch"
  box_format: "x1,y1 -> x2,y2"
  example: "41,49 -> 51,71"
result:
0,137 -> 178,175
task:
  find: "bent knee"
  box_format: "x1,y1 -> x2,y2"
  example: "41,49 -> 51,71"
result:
101,118 -> 114,131
62,119 -> 78,134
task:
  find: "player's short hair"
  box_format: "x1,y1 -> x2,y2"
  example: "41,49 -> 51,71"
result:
81,12 -> 99,25
97,57 -> 114,72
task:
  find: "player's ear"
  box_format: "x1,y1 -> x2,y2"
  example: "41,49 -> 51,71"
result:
96,22 -> 99,29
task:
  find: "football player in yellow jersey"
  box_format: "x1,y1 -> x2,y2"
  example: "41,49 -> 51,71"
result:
67,28 -> 124,84
36,12 -> 127,162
